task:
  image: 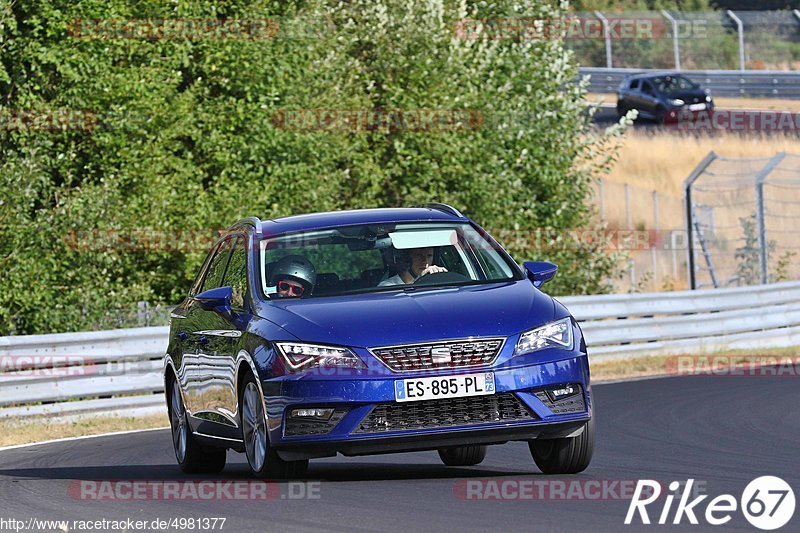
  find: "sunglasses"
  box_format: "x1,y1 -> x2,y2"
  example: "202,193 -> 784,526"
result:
278,281 -> 305,296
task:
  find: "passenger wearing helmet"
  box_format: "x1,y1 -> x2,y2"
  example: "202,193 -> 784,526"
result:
270,255 -> 317,298
379,247 -> 447,286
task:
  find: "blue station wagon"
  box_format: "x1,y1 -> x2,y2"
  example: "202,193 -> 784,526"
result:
164,205 -> 594,477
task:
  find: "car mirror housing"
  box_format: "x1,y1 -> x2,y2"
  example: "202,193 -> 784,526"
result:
523,261 -> 558,288
196,286 -> 234,316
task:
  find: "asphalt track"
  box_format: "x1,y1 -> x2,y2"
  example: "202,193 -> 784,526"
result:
0,374 -> 797,532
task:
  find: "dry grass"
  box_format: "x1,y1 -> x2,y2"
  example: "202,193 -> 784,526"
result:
590,346 -> 799,383
606,131 -> 800,197
0,413 -> 168,448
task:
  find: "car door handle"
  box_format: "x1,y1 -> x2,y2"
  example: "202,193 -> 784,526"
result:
177,331 -> 188,342
197,335 -> 209,345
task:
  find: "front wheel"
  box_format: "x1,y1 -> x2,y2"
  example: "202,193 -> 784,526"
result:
168,378 -> 226,474
529,417 -> 595,474
438,445 -> 487,466
240,374 -> 308,478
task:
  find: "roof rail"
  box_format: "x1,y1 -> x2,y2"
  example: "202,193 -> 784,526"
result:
229,216 -> 264,236
416,203 -> 465,218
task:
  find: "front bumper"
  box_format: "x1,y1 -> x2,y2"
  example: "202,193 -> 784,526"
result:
263,350 -> 592,460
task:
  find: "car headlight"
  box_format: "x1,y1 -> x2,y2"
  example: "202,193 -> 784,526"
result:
705,95 -> 712,102
669,98 -> 685,106
275,342 -> 365,371
514,318 -> 573,356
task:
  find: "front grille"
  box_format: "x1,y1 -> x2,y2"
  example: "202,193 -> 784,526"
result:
284,408 -> 348,437
533,384 -> 586,415
369,338 -> 504,372
354,393 -> 535,434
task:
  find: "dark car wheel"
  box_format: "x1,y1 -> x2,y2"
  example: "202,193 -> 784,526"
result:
168,378 -> 226,474
616,101 -> 628,118
438,445 -> 487,466
654,106 -> 667,124
240,373 -> 308,479
529,416 -> 594,475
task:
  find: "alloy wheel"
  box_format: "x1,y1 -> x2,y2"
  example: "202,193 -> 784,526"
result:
170,385 -> 187,463
242,382 -> 267,472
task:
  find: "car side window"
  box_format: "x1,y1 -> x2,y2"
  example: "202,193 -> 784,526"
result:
629,79 -> 639,90
190,243 -> 219,296
642,81 -> 655,96
223,235 -> 249,310
200,237 -> 235,293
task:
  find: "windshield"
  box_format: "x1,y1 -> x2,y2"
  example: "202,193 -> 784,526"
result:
652,75 -> 698,95
260,222 -> 520,298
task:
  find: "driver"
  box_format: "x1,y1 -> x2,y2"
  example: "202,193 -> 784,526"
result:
270,255 -> 317,298
379,247 -> 447,286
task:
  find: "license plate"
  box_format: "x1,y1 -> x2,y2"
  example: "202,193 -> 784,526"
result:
394,372 -> 495,403
688,103 -> 706,111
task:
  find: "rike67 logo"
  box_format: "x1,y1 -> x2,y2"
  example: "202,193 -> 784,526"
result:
626,477 -> 795,530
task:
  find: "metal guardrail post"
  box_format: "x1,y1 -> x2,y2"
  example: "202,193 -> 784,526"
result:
661,10 -> 681,71
794,9 -> 800,24
754,152 -> 787,285
595,11 -> 612,68
625,183 -> 635,288
684,151 -> 718,290
726,10 -> 745,71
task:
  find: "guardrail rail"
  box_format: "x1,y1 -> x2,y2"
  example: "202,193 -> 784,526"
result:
2,281 -> 799,420
580,67 -> 800,99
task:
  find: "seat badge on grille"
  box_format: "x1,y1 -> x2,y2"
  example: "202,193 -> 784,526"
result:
430,346 -> 452,364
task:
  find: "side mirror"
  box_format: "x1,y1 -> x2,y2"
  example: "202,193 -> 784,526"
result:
195,286 -> 234,317
523,261 -> 558,288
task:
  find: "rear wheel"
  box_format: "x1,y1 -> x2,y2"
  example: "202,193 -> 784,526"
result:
529,417 -> 595,475
438,445 -> 487,466
655,106 -> 667,124
168,378 -> 226,474
240,374 -> 308,478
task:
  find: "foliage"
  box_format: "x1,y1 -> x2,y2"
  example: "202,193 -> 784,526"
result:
0,0 -> 624,334
734,213 -> 795,285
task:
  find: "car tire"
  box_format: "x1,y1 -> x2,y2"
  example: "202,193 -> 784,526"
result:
528,416 -> 595,475
655,106 -> 667,124
168,377 -> 227,474
437,445 -> 487,466
240,372 -> 308,479
616,101 -> 628,118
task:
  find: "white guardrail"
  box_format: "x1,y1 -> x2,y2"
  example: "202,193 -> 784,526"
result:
2,281 -> 799,420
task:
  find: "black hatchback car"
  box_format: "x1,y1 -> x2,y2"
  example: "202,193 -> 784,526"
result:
616,73 -> 713,124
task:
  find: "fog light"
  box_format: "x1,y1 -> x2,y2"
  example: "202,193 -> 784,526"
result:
546,384 -> 579,402
290,408 -> 334,420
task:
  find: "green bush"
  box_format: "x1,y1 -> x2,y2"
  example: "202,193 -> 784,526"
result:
0,0 -> 624,335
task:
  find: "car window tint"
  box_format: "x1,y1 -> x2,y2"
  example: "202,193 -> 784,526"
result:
464,229 -> 514,279
438,246 -> 470,277
200,238 -> 234,293
271,245 -> 384,281
223,236 -> 248,310
629,79 -> 639,90
642,81 -> 654,95
260,222 -> 521,297
190,243 -> 220,296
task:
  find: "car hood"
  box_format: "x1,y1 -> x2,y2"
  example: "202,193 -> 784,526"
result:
668,89 -> 708,103
258,281 -> 557,348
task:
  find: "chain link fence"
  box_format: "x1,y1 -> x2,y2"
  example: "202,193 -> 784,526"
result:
593,179 -> 688,293
685,152 -> 800,289
569,10 -> 800,71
